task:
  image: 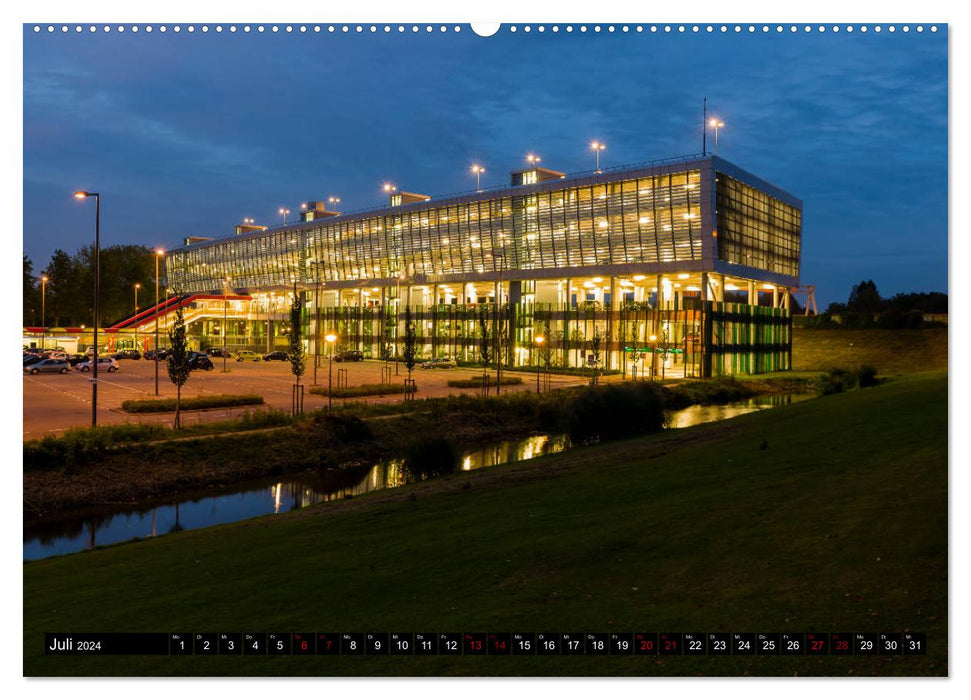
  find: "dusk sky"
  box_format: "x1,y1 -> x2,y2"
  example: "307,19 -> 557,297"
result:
22,23 -> 947,308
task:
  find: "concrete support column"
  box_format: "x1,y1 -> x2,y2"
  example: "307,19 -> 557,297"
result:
747,280 -> 757,306
656,275 -> 663,309
772,286 -> 780,308
717,273 -> 726,302
700,272 -> 709,302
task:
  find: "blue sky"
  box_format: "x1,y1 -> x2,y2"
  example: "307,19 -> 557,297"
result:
22,24 -> 947,307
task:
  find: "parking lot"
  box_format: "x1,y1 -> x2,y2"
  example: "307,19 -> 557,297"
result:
22,357 -> 590,439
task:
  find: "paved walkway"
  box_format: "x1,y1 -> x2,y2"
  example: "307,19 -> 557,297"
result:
22,359 -> 590,439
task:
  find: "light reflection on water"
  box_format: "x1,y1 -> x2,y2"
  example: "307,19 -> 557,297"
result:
664,394 -> 810,429
23,396 -> 807,561
23,435 -> 572,561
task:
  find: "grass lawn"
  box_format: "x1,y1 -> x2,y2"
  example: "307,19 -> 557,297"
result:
22,371 -> 947,677
792,328 -> 947,375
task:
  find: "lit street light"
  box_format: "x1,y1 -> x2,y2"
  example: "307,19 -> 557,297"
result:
279,207 -> 290,224
534,335 -> 545,393
709,119 -> 724,155
74,190 -> 100,426
40,274 -> 48,350
325,332 -> 338,410
526,153 -> 541,168
223,277 -> 231,373
154,248 -> 164,395
471,164 -> 485,192
134,283 -> 141,314
590,140 -> 606,173
328,196 -> 341,209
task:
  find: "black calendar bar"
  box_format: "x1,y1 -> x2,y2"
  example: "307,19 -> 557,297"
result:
43,632 -> 927,656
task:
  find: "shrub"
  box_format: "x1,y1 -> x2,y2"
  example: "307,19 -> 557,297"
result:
308,383 -> 417,398
567,382 -> 665,445
662,377 -> 757,410
447,376 -> 524,388
122,394 -> 264,413
306,413 -> 374,445
856,365 -> 879,388
819,368 -> 857,395
402,437 -> 457,481
23,423 -> 168,471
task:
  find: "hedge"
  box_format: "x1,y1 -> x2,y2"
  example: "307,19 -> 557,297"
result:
447,375 -> 525,388
309,383 -> 417,398
121,394 -> 264,413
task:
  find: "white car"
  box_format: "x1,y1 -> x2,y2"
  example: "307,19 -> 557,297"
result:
76,357 -> 120,373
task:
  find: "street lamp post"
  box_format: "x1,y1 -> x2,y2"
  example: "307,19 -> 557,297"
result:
279,208 -> 290,224
471,164 -> 485,192
133,283 -> 141,351
223,277 -> 231,373
709,119 -> 724,155
74,190 -> 100,427
590,140 -> 606,173
40,274 -> 48,350
325,332 -> 337,410
526,154 -> 541,170
534,335 -> 545,393
154,249 -> 163,395
328,196 -> 341,210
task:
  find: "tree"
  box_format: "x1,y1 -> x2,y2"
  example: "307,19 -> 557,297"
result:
403,305 -> 418,387
288,286 -> 306,415
23,256 -> 40,326
590,326 -> 605,386
166,304 -> 191,430
477,305 -> 492,389
847,279 -> 883,313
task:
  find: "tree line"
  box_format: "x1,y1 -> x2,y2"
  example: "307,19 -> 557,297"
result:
807,279 -> 947,329
23,246 -> 165,328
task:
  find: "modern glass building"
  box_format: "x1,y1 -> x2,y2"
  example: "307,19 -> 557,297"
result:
161,154 -> 802,378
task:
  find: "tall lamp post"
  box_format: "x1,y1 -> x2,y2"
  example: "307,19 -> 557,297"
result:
709,119 -> 724,155
325,332 -> 337,410
223,277 -> 231,372
154,249 -> 164,395
133,282 -> 141,351
471,164 -> 485,192
534,335 -> 544,393
40,274 -> 48,350
590,140 -> 606,173
328,196 -> 341,209
279,208 -> 290,224
74,190 -> 100,426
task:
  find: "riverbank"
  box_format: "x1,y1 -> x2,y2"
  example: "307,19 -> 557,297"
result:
23,371 -> 947,676
23,377 -> 815,519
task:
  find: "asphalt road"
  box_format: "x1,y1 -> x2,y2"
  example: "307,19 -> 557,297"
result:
22,358 -> 588,439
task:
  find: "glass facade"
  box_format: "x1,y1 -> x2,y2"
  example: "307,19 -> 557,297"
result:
715,173 -> 802,277
167,169 -> 705,292
156,157 -> 802,377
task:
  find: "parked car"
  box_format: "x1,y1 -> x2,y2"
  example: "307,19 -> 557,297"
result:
144,348 -> 171,361
113,349 -> 142,360
66,354 -> 88,367
77,357 -> 120,373
24,359 -> 71,375
187,352 -> 214,371
262,351 -> 290,362
334,350 -> 365,362
205,347 -> 232,358
234,350 -> 262,362
419,356 -> 457,369
23,354 -> 45,366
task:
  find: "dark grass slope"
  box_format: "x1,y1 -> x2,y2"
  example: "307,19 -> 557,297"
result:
23,372 -> 947,677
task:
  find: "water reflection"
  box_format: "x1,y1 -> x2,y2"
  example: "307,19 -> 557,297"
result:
24,395 -> 808,561
664,393 -> 811,429
23,437 -> 567,561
